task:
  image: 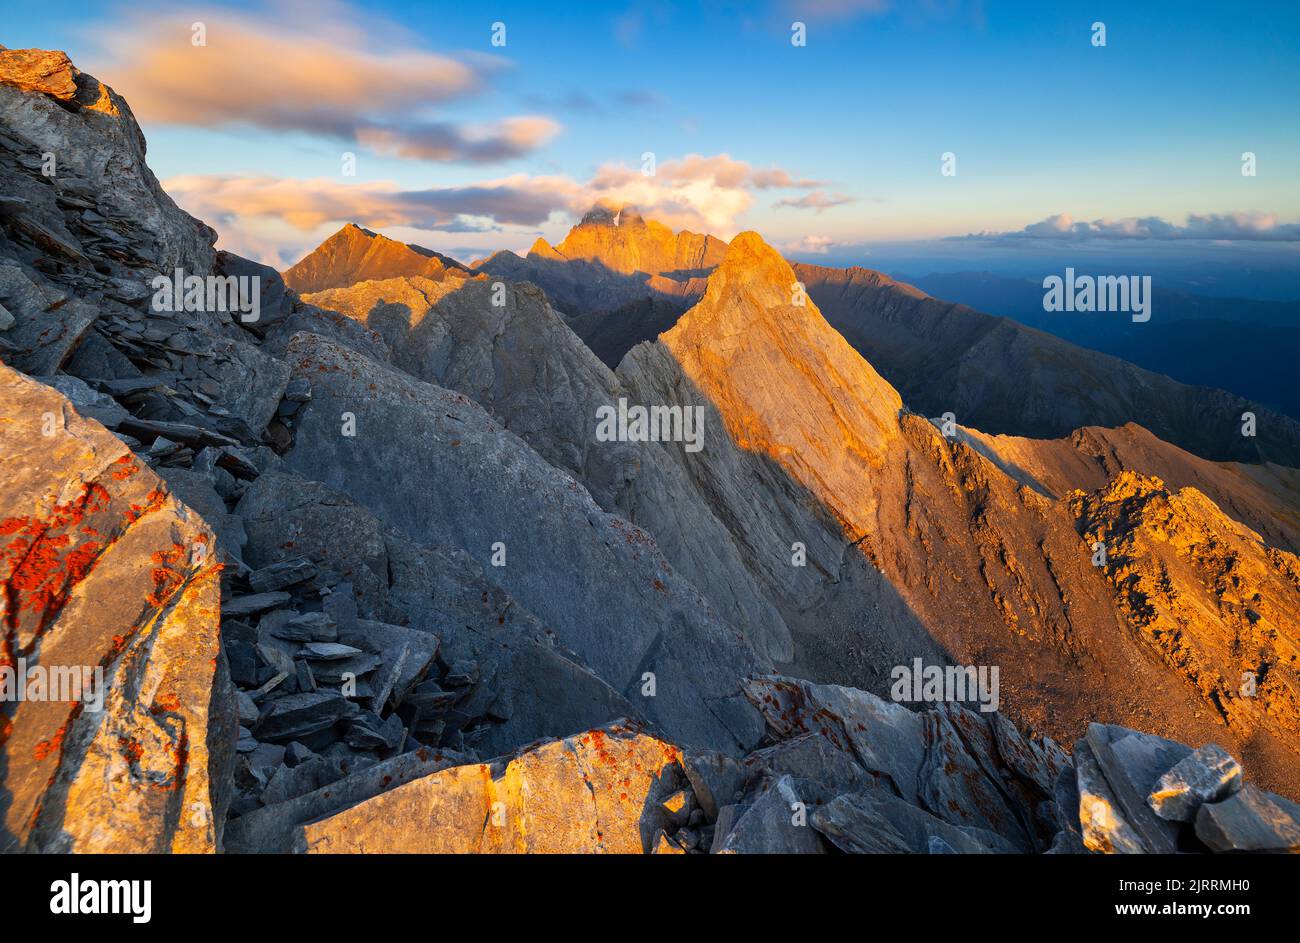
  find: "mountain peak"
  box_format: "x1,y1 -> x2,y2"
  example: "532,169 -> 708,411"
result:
284,224 -> 468,293
537,205 -> 728,276
659,229 -> 903,493
676,230 -> 801,318
716,230 -> 789,277
340,221 -> 378,239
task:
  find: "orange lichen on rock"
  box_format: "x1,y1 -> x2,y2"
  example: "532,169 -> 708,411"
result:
1,481 -> 113,640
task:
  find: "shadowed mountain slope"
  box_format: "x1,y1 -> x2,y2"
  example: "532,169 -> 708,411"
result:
794,263 -> 1300,467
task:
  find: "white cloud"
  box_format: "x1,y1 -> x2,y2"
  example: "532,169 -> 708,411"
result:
957,211 -> 1300,242
775,191 -> 856,212
784,235 -> 836,254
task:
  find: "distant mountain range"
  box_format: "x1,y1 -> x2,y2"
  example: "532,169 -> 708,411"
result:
902,270 -> 1300,421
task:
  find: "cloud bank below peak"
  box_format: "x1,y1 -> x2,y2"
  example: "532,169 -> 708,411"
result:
956,211 -> 1300,243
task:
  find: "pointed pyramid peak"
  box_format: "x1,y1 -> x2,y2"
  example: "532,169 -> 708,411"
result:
340,222 -> 377,238
689,230 -> 799,311
528,237 -> 564,261
718,231 -> 788,272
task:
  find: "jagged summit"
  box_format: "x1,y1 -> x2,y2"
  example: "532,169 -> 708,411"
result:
573,201 -> 648,229
658,230 -> 903,518
283,223 -> 469,294
536,202 -> 728,276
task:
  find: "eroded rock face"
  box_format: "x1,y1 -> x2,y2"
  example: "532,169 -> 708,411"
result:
299,273 -> 795,663
0,364 -> 234,852
472,203 -> 723,323
0,48 -> 216,280
1072,472 -> 1300,757
547,204 -> 727,277
281,330 -> 769,755
298,722 -> 685,853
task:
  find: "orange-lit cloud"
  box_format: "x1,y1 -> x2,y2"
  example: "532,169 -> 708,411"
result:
775,191 -> 856,212
164,152 -> 827,263
89,0 -> 557,162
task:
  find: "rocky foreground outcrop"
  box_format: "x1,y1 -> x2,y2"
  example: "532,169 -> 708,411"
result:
282,678 -> 1300,854
0,364 -> 233,852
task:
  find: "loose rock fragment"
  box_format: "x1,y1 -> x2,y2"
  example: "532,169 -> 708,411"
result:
1148,744 -> 1243,822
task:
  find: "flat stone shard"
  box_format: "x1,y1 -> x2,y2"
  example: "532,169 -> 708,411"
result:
1085,723 -> 1187,854
224,746 -> 471,853
298,724 -> 684,853
1148,744 -> 1243,822
1194,784 -> 1300,853
714,775 -> 826,854
812,791 -> 999,855
0,364 -> 232,853
1073,738 -> 1148,854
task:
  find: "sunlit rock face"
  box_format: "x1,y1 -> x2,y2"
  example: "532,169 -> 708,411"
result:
659,231 -> 902,522
1071,471 -> 1300,750
471,205 -> 724,350
283,223 -> 470,294
547,203 -> 728,276
0,364 -> 234,853
297,722 -> 687,853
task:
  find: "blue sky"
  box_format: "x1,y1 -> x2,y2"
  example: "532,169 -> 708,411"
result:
4,0 -> 1299,275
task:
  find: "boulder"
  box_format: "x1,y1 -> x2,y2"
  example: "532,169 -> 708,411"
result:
0,364 -> 233,852
0,49 -> 79,98
812,790 -> 1006,855
713,775 -> 826,854
1085,723 -> 1188,854
1194,784 -> 1300,853
1073,738 -> 1148,854
297,723 -> 686,853
1148,743 -> 1243,822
